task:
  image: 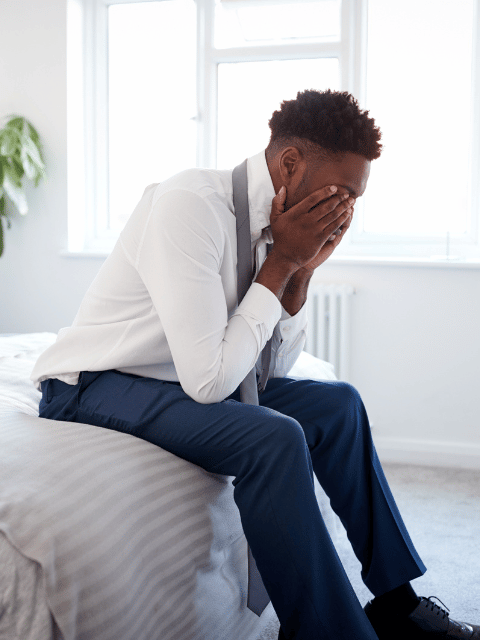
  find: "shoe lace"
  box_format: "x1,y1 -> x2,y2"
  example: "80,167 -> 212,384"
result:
423,596 -> 450,619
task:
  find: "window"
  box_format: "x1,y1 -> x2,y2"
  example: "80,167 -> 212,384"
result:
217,59 -> 340,168
68,0 -> 480,260
213,0 -> 344,168
68,0 -> 360,252
342,0 -> 480,259
68,0 -> 197,250
108,1 -> 197,232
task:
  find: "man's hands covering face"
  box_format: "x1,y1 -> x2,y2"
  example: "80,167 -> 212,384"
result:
269,185 -> 355,274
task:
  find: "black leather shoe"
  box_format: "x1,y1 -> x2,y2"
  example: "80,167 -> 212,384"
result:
364,595 -> 480,639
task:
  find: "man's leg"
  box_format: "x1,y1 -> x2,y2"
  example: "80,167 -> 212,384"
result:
40,370 -> 378,640
258,376 -> 432,640
258,376 -> 480,640
257,375 -> 427,598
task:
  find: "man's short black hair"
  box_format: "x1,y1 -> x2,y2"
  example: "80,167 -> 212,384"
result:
267,89 -> 382,161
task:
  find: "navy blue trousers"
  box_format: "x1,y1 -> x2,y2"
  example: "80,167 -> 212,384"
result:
39,370 -> 426,640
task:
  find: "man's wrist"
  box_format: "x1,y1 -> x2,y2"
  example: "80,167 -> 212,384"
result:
266,248 -> 302,276
281,268 -> 313,316
254,250 -> 299,302
294,266 -> 315,281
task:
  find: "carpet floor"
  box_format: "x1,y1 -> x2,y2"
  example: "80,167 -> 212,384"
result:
259,462 -> 480,639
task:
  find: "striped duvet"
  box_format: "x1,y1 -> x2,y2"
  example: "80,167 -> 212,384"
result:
0,333 -> 338,640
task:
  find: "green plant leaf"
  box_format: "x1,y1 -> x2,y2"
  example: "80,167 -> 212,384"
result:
3,166 -> 28,214
27,123 -> 41,149
11,156 -> 25,183
20,146 -> 36,180
0,128 -> 19,157
2,157 -> 22,187
0,116 -> 45,218
21,137 -> 46,184
4,117 -> 42,155
7,117 -> 44,157
5,116 -> 24,129
21,134 -> 44,166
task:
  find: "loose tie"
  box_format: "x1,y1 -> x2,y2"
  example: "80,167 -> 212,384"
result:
232,159 -> 273,616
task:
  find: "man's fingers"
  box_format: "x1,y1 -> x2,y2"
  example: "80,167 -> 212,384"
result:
342,210 -> 353,231
332,210 -> 353,239
322,195 -> 355,227
324,207 -> 353,239
309,194 -> 354,226
303,185 -> 341,214
272,185 -> 287,213
273,185 -> 351,221
280,185 -> 340,220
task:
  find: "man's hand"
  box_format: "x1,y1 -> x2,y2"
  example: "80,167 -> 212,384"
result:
254,185 -> 354,309
270,185 -> 355,274
300,205 -> 354,273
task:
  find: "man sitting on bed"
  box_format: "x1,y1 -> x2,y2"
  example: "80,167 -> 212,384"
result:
31,89 -> 479,640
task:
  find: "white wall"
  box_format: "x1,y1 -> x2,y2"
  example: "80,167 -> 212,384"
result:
1,0 -> 479,469
312,262 -> 480,469
0,0 -> 101,331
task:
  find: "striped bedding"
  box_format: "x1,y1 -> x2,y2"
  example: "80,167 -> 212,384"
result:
0,333 -> 338,640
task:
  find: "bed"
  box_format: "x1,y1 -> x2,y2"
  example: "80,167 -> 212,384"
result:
0,333 -> 339,640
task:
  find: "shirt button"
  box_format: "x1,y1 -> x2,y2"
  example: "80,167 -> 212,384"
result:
283,326 -> 291,332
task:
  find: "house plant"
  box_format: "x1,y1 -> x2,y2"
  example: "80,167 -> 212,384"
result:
0,116 -> 46,257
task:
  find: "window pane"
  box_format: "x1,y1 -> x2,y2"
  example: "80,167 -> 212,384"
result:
217,58 -> 339,168
215,0 -> 341,49
363,0 -> 474,236
108,0 -> 197,231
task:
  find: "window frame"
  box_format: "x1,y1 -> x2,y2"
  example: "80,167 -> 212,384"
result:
340,0 -> 480,260
68,0 -> 480,261
195,0 -> 365,168
68,0 -> 363,252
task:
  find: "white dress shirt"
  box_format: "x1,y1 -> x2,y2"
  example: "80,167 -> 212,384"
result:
31,150 -> 308,404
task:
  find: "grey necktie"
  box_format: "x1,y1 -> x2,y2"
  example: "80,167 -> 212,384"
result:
232,160 -> 274,405
232,159 -> 272,616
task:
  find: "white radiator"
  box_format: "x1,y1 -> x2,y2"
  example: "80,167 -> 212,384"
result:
304,283 -> 355,381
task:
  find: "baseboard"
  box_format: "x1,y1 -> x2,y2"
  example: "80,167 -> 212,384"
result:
372,435 -> 480,470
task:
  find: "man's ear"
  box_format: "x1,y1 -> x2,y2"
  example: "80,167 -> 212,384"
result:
278,147 -> 307,186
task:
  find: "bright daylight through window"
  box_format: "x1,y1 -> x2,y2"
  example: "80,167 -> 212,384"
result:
361,0 -> 476,247
73,0 -> 480,260
217,59 -> 339,169
107,0 -> 197,232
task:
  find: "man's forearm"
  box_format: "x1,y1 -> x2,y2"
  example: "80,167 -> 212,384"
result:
280,267 -> 313,316
254,249 -> 313,316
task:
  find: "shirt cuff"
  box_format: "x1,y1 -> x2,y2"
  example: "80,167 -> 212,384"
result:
233,282 -> 283,338
278,299 -> 308,341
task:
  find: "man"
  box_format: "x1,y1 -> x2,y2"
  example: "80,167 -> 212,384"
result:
31,89 -> 479,640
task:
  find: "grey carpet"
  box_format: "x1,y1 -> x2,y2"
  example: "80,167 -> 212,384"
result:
259,462 -> 480,639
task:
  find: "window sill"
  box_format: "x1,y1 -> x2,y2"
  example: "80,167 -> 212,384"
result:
326,255 -> 480,269
60,250 -> 480,269
60,250 -> 110,259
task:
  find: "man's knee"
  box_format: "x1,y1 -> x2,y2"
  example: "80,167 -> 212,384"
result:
257,412 -> 307,458
305,379 -> 368,435
301,378 -> 361,410
327,381 -> 369,437
334,380 -> 363,406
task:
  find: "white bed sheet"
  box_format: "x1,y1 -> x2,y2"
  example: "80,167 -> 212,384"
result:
0,530 -> 63,640
0,333 -> 338,640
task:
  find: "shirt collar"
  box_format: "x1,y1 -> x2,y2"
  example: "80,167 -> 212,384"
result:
246,150 -> 276,243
